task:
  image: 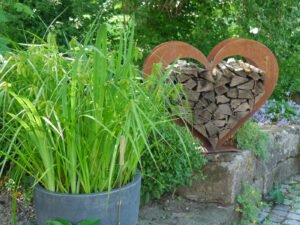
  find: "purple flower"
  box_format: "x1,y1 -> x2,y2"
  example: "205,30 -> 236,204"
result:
281,106 -> 285,114
252,99 -> 300,126
277,118 -> 287,126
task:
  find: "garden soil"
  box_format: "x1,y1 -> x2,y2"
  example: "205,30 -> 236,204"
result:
0,188 -> 35,225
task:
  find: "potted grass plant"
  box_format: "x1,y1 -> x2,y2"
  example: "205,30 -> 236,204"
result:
0,23 -> 176,225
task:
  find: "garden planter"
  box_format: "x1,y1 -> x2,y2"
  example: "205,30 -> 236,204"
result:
34,172 -> 141,225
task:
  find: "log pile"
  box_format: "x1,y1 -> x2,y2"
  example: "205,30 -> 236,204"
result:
167,59 -> 265,149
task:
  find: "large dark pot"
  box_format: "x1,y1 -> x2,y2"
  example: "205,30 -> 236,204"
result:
34,173 -> 141,225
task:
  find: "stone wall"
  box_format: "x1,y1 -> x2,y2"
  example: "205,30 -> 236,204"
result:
178,125 -> 300,205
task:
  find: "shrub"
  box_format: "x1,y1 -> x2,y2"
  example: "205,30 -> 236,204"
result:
0,0 -> 115,51
236,120 -> 269,160
140,123 -> 207,203
1,1 -> 300,100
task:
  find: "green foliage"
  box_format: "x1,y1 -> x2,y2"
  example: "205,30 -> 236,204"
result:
232,0 -> 300,99
133,1 -> 200,55
0,23 -> 183,194
47,218 -> 100,225
236,120 -> 269,160
0,0 -> 116,51
1,0 -> 300,98
131,0 -> 300,98
140,123 -> 207,203
236,184 -> 266,225
0,1 -> 34,52
269,184 -> 285,205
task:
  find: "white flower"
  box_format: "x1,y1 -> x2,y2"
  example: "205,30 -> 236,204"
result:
250,27 -> 260,34
83,14 -> 91,20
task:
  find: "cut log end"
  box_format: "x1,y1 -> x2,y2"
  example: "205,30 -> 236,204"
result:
167,58 -> 266,148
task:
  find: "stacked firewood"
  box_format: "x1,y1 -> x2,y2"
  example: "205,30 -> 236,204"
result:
167,59 -> 265,149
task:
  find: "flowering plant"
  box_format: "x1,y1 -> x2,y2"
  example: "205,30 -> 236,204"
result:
252,99 -> 300,126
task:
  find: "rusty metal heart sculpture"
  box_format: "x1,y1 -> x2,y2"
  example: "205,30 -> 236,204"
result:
143,38 -> 278,151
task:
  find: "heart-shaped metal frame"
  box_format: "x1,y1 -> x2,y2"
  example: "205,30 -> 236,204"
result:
143,38 -> 278,151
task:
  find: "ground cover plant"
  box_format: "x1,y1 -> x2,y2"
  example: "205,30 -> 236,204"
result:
141,123 -> 206,203
267,184 -> 285,205
235,183 -> 267,225
236,120 -> 269,160
253,99 -> 300,126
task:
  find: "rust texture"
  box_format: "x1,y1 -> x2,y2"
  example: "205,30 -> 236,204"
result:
143,38 -> 278,152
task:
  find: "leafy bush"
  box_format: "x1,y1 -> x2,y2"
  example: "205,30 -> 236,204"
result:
0,0 -> 116,51
236,120 -> 269,160
133,0 -> 300,99
1,0 -> 300,99
140,123 -> 207,203
236,184 -> 266,225
253,99 -> 300,126
231,0 -> 300,100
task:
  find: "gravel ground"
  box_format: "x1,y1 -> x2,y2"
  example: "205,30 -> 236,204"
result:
0,188 -> 35,225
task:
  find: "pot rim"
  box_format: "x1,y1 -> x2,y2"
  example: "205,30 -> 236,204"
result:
34,171 -> 141,197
